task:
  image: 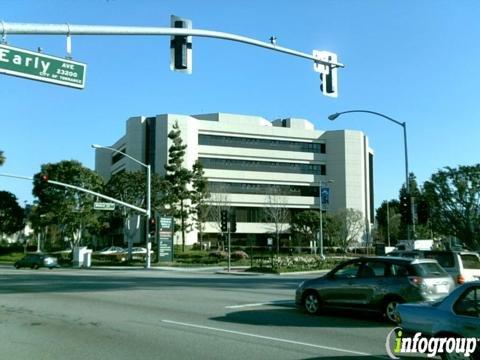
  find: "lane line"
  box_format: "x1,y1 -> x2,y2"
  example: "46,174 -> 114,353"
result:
225,300 -> 294,309
161,319 -> 387,358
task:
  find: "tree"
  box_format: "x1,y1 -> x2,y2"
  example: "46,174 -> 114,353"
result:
104,171 -> 162,259
290,210 -> 320,249
0,150 -> 5,166
161,122 -> 193,252
335,208 -> 365,252
207,184 -> 232,250
190,160 -> 210,247
32,160 -> 105,249
0,191 -> 24,235
423,165 -> 480,251
375,200 -> 401,246
263,186 -> 290,254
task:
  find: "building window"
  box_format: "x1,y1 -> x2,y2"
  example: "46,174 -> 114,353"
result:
199,157 -> 324,175
198,134 -> 324,154
208,182 -> 320,197
111,148 -> 126,165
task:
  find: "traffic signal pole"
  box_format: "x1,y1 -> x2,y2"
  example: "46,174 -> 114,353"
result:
0,21 -> 344,70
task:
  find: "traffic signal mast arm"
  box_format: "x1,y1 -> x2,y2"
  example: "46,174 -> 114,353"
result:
0,172 -> 147,215
46,178 -> 147,215
0,21 -> 344,69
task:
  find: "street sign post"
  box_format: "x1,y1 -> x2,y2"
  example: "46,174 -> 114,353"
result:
0,44 -> 86,89
158,216 -> 174,262
94,202 -> 115,211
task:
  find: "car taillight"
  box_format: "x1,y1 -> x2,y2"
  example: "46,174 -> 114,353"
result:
457,275 -> 465,285
408,276 -> 424,287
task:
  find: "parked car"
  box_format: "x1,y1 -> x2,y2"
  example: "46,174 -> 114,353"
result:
396,281 -> 480,359
388,250 -> 480,285
295,256 -> 455,322
96,246 -> 125,255
14,254 -> 59,269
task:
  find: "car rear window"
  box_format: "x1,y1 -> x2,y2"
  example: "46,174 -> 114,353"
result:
461,254 -> 480,270
413,262 -> 448,277
423,252 -> 455,268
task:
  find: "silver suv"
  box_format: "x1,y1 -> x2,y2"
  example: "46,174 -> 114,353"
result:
296,256 -> 455,322
422,250 -> 480,285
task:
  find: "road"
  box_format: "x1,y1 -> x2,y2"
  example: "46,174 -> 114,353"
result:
0,265 -> 427,360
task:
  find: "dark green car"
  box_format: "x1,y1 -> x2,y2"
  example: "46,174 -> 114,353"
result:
14,254 -> 59,269
295,256 -> 455,322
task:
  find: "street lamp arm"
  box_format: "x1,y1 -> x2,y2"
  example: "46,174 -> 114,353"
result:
92,144 -> 148,169
328,110 -> 405,128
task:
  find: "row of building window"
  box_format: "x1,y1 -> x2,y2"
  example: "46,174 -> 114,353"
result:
199,157 -> 326,175
111,148 -> 126,165
206,207 -> 320,223
199,134 -> 326,154
208,182 -> 320,197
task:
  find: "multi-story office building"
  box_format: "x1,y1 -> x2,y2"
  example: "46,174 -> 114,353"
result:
94,113 -> 374,247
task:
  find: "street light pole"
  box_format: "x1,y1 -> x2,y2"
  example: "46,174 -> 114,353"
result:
328,110 -> 413,240
92,144 -> 152,268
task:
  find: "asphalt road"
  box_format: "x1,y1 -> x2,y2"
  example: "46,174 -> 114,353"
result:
0,265 -> 428,360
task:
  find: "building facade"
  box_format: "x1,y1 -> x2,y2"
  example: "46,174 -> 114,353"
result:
94,113 -> 374,247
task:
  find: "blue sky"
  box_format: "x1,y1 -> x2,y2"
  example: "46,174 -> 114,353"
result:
1,0 -> 480,210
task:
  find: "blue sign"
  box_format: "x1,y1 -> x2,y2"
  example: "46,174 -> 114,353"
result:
321,187 -> 330,205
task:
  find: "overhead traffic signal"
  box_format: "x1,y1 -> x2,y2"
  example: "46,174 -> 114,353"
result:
170,15 -> 192,74
220,210 -> 228,233
313,50 -> 338,98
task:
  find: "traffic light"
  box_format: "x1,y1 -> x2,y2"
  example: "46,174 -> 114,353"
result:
41,174 -> 49,182
148,217 -> 156,237
313,50 -> 338,98
170,15 -> 192,74
230,211 -> 237,233
400,194 -> 413,225
417,199 -> 429,224
220,210 -> 228,233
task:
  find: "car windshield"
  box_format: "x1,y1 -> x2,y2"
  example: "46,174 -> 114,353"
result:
461,254 -> 480,269
413,262 -> 448,277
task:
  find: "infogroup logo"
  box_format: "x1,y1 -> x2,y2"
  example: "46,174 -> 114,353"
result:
385,327 -> 479,359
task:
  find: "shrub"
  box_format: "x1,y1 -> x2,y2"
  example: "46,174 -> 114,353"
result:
231,250 -> 249,260
208,250 -> 228,260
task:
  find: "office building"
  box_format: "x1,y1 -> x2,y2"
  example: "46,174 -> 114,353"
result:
94,113 -> 374,247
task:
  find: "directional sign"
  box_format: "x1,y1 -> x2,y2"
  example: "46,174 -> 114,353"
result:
158,216 -> 174,262
0,44 -> 86,89
94,202 -> 115,211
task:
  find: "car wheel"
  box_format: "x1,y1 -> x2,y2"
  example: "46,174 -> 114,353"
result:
303,291 -> 322,315
383,297 -> 403,323
14,264 -> 20,269
32,264 -> 39,270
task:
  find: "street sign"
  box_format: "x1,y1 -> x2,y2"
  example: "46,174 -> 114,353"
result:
321,187 -> 330,205
0,44 -> 86,89
158,216 -> 174,262
94,202 -> 115,211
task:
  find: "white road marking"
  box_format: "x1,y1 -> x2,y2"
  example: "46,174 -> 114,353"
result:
225,300 -> 294,309
161,319 -> 386,358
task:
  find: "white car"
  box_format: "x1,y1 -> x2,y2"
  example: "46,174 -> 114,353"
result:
96,246 -> 125,255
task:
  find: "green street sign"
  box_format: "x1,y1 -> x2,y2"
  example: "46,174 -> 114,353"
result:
0,44 -> 86,89
94,202 -> 116,211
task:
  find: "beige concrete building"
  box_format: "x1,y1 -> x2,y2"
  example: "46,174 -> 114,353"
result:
94,113 -> 374,247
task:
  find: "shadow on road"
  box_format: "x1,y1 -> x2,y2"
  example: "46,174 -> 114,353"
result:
0,269 -> 304,294
212,307 -> 391,328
